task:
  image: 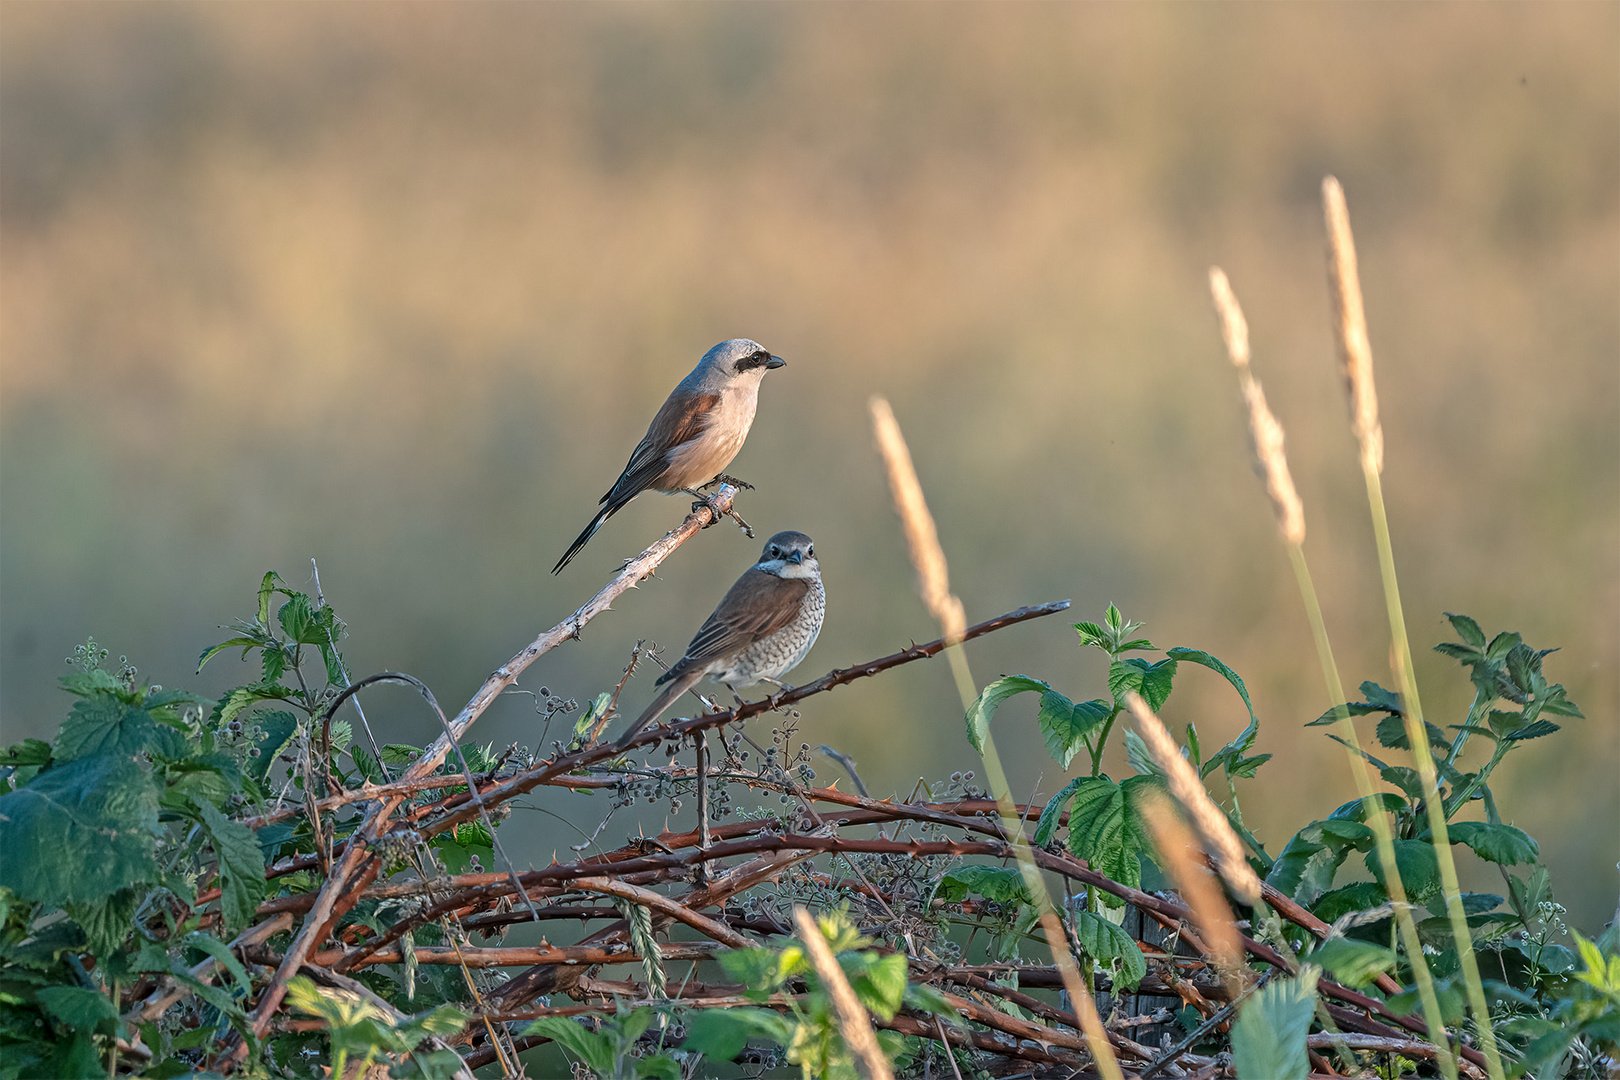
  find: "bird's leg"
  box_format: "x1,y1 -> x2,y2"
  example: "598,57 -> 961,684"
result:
759,677 -> 794,709
694,730 -> 712,885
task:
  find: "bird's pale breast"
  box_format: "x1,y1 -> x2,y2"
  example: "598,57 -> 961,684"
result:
711,575 -> 825,688
660,387 -> 758,490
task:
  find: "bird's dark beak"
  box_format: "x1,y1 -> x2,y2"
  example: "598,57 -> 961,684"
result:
765,354 -> 786,369
788,550 -> 803,564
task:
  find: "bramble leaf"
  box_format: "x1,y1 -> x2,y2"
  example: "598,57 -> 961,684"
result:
1074,910 -> 1146,991
964,675 -> 1052,753
1445,821 -> 1538,866
1109,657 -> 1176,712
1231,967 -> 1319,1080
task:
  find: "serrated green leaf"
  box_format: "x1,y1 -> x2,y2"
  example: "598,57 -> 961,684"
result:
197,636 -> 266,674
54,698 -> 185,762
936,866 -> 1031,905
35,985 -> 121,1035
1034,776 -> 1087,847
0,739 -> 53,768
1504,719 -> 1561,741
1379,765 -> 1425,801
1167,648 -> 1257,727
681,1007 -> 792,1061
277,594 -> 315,644
1366,839 -> 1440,901
1310,881 -> 1388,924
964,675 -> 1051,753
65,888 -> 138,958
1444,613 -> 1486,648
1374,712 -> 1448,752
1484,631 -> 1521,662
846,952 -> 907,1020
195,798 -> 267,932
1036,689 -> 1085,769
1309,938 -> 1396,988
0,754 -> 159,906
59,670 -> 127,699
1064,776 -> 1145,898
257,571 -> 280,628
521,1017 -> 615,1073
248,711 -> 299,783
1445,821 -> 1538,865
1074,910 -> 1146,991
1108,657 -> 1176,712
261,644 -> 288,685
1231,967 -> 1319,1080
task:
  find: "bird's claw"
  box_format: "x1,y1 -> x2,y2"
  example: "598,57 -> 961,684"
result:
711,473 -> 755,491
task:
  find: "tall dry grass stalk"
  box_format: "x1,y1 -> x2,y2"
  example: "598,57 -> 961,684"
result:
1323,177 -> 1504,1080
791,906 -> 895,1080
1323,177 -> 1384,477
1123,692 -> 1263,907
1137,792 -> 1246,982
868,397 -> 1123,1080
1209,261 -> 1462,1080
1208,268 -> 1305,546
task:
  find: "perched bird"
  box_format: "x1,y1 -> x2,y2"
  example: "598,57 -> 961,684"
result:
553,338 -> 786,573
619,530 -> 825,745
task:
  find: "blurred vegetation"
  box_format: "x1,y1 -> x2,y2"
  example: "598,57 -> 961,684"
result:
1,4 -> 1614,930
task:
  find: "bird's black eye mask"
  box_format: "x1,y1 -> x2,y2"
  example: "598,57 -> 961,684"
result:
735,349 -> 777,372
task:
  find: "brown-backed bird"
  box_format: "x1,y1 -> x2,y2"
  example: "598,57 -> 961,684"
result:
553,339 -> 785,573
619,530 -> 824,745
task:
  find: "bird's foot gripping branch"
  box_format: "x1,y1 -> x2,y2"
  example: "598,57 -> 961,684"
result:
1,573 -> 1610,1080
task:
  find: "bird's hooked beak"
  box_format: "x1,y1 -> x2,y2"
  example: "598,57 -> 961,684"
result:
787,550 -> 804,565
765,354 -> 786,370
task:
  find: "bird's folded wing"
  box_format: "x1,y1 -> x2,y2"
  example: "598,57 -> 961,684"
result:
606,391 -> 722,504
664,569 -> 812,680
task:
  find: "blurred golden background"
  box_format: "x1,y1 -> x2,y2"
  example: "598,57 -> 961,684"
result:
2,3 -> 1615,930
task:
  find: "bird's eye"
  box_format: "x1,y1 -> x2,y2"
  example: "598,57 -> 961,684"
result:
768,546 -> 779,557
807,547 -> 814,557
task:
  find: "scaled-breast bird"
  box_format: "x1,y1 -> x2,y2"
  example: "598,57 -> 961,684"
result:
552,338 -> 785,573
617,530 -> 825,746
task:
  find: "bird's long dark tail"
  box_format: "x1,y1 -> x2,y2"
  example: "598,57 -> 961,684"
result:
616,669 -> 703,747
552,503 -> 616,574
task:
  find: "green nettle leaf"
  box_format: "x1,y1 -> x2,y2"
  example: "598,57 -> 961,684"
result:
1108,657 -> 1177,712
196,636 -> 267,674
521,1016 -> 615,1074
936,866 -> 1031,906
0,739 -> 53,768
249,711 -> 300,782
1366,840 -> 1441,901
54,698 -> 186,762
1074,910 -> 1147,991
0,754 -> 160,906
682,1008 -> 793,1062
35,985 -> 121,1035
964,675 -> 1053,752
195,798 -> 268,932
1166,648 -> 1258,726
1445,821 -> 1539,866
1231,967 -> 1320,1080
277,594 -> 315,643
59,670 -> 128,699
65,889 -> 139,958
1309,938 -> 1397,988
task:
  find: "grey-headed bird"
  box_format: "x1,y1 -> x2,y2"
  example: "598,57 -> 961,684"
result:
618,530 -> 825,746
552,338 -> 786,573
